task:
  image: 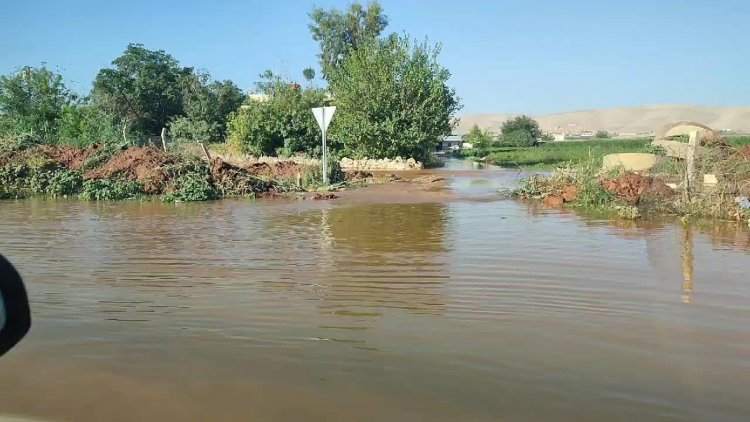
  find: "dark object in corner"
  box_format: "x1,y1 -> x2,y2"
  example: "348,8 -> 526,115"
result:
0,254 -> 31,357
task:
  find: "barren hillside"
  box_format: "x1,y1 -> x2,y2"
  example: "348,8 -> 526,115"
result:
455,105 -> 750,136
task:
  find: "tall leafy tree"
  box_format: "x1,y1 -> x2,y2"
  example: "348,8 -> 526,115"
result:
171,71 -> 245,142
309,1 -> 388,79
463,124 -> 494,150
0,66 -> 72,140
327,36 -> 461,162
500,115 -> 542,147
92,43 -> 192,136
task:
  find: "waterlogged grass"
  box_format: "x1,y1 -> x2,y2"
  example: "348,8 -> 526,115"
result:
463,139 -> 653,169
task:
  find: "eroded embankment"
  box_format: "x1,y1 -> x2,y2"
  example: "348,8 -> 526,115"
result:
0,143 -> 321,201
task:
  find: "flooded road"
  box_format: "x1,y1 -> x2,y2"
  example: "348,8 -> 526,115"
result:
1,160 -> 750,421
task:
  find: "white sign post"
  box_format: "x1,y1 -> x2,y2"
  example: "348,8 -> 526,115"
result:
312,106 -> 336,185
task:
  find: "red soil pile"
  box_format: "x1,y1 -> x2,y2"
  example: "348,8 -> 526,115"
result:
601,172 -> 675,204
242,161 -> 304,178
37,145 -> 98,170
272,161 -> 302,178
0,144 -> 97,169
84,147 -> 171,193
244,162 -> 273,175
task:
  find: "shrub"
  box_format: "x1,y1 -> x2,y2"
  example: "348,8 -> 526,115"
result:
80,179 -> 143,200
168,116 -> 220,144
0,161 -> 83,198
58,104 -> 121,147
501,116 -> 541,140
463,124 -> 494,150
162,158 -> 217,202
500,130 -> 536,147
227,77 -> 326,157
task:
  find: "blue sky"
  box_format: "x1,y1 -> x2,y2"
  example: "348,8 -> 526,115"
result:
1,0 -> 748,115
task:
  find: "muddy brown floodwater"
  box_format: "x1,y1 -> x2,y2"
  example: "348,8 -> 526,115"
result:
1,159 -> 750,421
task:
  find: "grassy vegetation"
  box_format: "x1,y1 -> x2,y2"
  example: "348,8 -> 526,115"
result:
462,139 -> 653,169
726,136 -> 750,147
512,144 -> 750,224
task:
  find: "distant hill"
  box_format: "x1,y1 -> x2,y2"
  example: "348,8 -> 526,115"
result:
455,105 -> 750,136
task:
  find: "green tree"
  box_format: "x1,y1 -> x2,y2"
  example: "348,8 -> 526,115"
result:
499,115 -> 542,147
501,115 -> 542,140
173,72 -> 245,142
595,130 -> 610,139
92,43 -> 192,137
227,72 -> 326,156
0,66 -> 72,141
500,130 -> 535,147
309,1 -> 388,79
303,67 -> 316,82
463,124 -> 494,150
58,102 -> 121,146
327,36 -> 461,162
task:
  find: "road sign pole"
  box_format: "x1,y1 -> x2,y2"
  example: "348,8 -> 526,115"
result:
311,106 -> 336,186
322,108 -> 328,185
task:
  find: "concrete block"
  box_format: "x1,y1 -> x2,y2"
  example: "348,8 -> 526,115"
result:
602,153 -> 663,172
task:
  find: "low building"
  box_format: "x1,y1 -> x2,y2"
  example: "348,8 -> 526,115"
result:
436,135 -> 463,153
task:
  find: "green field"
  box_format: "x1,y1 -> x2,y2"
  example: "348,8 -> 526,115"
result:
726,136 -> 750,147
463,139 -> 654,169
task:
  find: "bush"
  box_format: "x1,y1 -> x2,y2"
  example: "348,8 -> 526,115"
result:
0,160 -> 83,198
162,158 -> 218,201
227,81 -> 326,157
58,104 -> 121,147
0,66 -> 72,142
168,116 -> 220,144
226,102 -> 282,156
501,116 -> 541,140
463,124 -> 494,150
28,168 -> 83,196
80,179 -> 143,200
500,130 -> 536,147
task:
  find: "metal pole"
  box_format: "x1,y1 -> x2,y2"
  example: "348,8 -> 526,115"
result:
684,130 -> 698,200
322,108 -> 328,185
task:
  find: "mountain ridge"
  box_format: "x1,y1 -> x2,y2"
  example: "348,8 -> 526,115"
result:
455,104 -> 750,136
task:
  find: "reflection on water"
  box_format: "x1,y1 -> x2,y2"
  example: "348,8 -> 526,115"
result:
682,226 -> 694,304
1,183 -> 750,421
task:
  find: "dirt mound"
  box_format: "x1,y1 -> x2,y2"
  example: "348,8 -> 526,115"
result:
312,193 -> 338,200
209,158 -> 266,195
345,171 -> 373,182
0,144 -> 97,169
38,145 -> 98,170
561,185 -> 578,202
84,147 -> 171,193
244,162 -> 273,175
737,145 -> 750,160
601,172 -> 675,204
272,161 -> 302,178
242,161 -> 304,178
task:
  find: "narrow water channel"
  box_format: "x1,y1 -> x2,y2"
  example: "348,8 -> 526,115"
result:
1,160 -> 749,421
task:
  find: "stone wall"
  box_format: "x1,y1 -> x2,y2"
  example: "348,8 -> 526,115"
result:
339,157 -> 423,171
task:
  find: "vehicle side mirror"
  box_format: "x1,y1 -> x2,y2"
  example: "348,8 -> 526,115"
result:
0,255 -> 31,357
